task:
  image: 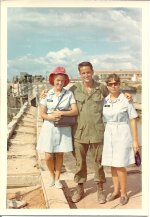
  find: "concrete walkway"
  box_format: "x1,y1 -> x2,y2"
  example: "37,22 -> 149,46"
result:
38,150 -> 142,209
60,168 -> 142,209
7,106 -> 41,188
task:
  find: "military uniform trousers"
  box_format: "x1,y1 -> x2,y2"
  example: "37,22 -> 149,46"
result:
74,140 -> 106,184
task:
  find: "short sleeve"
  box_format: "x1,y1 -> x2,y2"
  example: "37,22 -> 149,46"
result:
40,97 -> 47,107
127,102 -> 138,119
69,91 -> 76,104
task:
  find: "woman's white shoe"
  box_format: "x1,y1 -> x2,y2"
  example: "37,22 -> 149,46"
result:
49,177 -> 55,187
55,180 -> 63,189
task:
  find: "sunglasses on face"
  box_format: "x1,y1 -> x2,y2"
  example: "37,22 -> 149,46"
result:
107,82 -> 119,87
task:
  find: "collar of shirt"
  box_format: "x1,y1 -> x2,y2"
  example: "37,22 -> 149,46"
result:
105,92 -> 124,103
81,80 -> 101,94
48,88 -> 66,97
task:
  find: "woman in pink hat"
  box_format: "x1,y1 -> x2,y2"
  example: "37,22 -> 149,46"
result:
37,67 -> 78,189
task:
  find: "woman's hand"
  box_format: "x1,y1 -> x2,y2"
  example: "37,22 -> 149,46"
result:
40,89 -> 48,99
133,141 -> 140,153
124,92 -> 132,102
52,110 -> 63,118
49,113 -> 61,122
40,105 -> 61,122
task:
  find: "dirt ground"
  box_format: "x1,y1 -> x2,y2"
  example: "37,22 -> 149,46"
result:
7,187 -> 46,209
21,188 -> 46,209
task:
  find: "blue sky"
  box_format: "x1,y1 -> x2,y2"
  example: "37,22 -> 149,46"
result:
7,7 -> 141,80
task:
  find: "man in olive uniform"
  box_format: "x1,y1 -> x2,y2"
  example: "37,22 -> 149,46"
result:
70,61 -> 108,203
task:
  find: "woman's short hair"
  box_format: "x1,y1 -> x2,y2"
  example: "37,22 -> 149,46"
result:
105,73 -> 120,84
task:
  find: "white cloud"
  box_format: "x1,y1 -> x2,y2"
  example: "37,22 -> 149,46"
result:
8,47 -> 140,80
46,48 -> 82,63
90,53 -> 139,71
8,48 -> 83,79
8,8 -> 141,43
7,8 -> 141,79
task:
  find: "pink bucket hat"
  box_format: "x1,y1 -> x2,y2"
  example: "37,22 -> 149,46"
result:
49,66 -> 70,87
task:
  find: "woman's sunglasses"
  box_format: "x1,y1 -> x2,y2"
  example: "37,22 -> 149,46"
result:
107,82 -> 119,87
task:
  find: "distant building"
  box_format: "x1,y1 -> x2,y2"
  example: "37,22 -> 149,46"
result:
131,74 -> 138,82
20,72 -> 32,83
33,75 -> 44,82
70,77 -> 81,83
71,70 -> 141,82
94,70 -> 141,81
19,72 -> 45,83
11,80 -> 21,97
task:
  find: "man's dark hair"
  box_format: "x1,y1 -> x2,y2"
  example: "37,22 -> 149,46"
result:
78,61 -> 93,72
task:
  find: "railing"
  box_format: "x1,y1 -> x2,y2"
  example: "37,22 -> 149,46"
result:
8,82 -> 142,125
8,82 -> 50,122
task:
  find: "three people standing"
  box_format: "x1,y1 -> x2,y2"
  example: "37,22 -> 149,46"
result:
38,62 -> 140,206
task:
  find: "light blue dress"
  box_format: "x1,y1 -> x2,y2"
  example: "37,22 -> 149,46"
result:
36,88 -> 76,153
102,93 -> 138,167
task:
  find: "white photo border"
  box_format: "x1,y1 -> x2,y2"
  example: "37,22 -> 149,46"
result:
0,0 -> 149,216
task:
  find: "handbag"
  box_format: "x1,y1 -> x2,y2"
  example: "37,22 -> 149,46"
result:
135,151 -> 141,167
54,114 -> 77,127
53,91 -> 77,127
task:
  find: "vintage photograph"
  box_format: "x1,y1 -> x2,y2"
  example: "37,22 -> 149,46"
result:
0,0 -> 149,215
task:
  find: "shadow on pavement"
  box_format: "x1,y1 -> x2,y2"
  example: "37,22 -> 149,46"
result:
62,172 -> 141,209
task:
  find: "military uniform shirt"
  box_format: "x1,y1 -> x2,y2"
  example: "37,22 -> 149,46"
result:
70,81 -> 108,143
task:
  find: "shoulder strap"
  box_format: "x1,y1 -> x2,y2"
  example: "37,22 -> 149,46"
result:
54,90 -> 67,110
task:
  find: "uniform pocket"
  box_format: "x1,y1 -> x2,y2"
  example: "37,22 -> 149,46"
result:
92,93 -> 103,101
92,123 -> 105,142
75,95 -> 85,111
96,123 -> 105,132
92,96 -> 103,113
75,129 -> 82,140
73,122 -> 84,140
76,95 -> 85,102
